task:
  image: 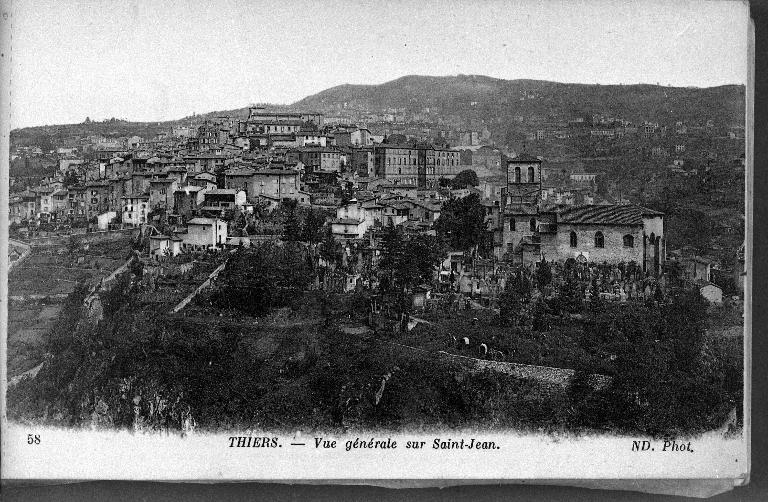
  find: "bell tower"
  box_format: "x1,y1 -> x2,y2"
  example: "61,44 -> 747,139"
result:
505,153 -> 542,206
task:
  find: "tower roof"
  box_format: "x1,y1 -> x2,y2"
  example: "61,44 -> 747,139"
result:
509,153 -> 542,163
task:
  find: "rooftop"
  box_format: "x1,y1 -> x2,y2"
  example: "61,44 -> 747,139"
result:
188,217 -> 222,225
557,204 -> 663,226
509,153 -> 542,163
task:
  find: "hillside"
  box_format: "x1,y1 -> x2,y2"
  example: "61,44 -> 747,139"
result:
10,75 -> 745,142
292,74 -> 745,127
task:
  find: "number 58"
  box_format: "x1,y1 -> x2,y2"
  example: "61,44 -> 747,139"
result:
27,434 -> 40,444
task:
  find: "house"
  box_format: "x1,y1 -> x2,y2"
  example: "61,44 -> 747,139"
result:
67,186 -> 87,220
380,200 -> 410,227
683,256 -> 713,282
201,189 -> 247,211
51,189 -> 69,218
149,234 -> 182,258
97,211 -> 117,230
36,187 -> 54,217
332,200 -> 378,239
181,217 -> 228,250
9,194 -> 35,224
121,195 -> 149,226
225,168 -> 304,203
173,186 -> 207,219
191,172 -> 217,190
149,178 -> 178,212
86,181 -> 111,218
331,218 -> 369,240
297,133 -> 328,147
297,147 -> 342,173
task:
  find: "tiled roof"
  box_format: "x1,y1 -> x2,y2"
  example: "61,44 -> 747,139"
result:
557,204 -> 662,226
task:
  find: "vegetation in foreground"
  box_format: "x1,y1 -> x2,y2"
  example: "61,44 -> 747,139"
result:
7,242 -> 743,438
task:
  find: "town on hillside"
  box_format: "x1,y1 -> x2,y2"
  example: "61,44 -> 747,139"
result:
7,102 -> 745,436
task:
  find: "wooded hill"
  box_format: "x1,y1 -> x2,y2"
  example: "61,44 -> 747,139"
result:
293,74 -> 745,127
11,75 -> 744,146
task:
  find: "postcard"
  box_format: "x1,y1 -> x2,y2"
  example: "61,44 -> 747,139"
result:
1,0 -> 752,497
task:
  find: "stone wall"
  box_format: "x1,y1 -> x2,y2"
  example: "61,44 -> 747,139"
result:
541,223 -> 645,264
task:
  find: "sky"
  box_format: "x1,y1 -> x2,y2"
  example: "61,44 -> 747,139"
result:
8,0 -> 750,129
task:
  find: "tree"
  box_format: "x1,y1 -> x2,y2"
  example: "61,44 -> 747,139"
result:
551,276 -> 584,316
301,208 -> 326,244
63,171 -> 79,187
433,193 -> 488,252
211,242 -> 314,316
320,225 -> 341,267
378,222 -> 406,294
281,199 -> 301,242
535,258 -> 553,290
450,169 -> 479,189
403,233 -> 446,287
499,271 -> 533,325
378,224 -> 445,318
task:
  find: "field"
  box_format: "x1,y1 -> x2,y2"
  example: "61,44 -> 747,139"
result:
7,235 -> 132,376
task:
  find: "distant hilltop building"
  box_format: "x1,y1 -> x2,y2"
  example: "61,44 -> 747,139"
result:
246,107 -> 323,128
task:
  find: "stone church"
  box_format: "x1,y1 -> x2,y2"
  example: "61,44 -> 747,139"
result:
496,155 -> 665,276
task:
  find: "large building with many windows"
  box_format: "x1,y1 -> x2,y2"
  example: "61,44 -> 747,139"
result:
373,143 -> 461,188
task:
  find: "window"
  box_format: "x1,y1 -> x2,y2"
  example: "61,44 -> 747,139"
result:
595,231 -> 605,248
514,166 -> 521,183
528,166 -> 535,182
529,218 -> 536,232
623,234 -> 634,247
570,231 -> 577,248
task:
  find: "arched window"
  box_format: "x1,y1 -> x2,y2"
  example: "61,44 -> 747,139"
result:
528,166 -> 535,182
595,231 -> 605,248
530,218 -> 536,232
514,166 -> 521,183
569,231 -> 577,248
623,234 -> 634,247
509,218 -> 516,231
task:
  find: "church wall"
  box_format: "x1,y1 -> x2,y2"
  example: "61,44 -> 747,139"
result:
501,214 -> 539,254
540,223 -> 645,264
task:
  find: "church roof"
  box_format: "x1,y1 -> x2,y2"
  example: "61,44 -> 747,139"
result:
557,204 -> 662,226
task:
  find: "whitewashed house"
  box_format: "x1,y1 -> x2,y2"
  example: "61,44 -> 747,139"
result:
181,217 -> 228,251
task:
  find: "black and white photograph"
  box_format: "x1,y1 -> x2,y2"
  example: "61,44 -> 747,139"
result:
1,0 -> 752,493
